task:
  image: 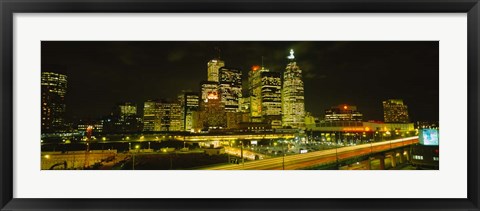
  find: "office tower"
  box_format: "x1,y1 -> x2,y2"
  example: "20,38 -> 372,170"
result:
41,71 -> 67,132
249,65 -> 263,122
111,102 -> 143,133
383,99 -> 410,123
199,93 -> 227,129
248,65 -> 282,123
119,102 -> 137,118
281,49 -> 305,128
207,59 -> 225,82
143,100 -> 159,132
219,67 -> 242,112
142,100 -> 182,132
260,70 -> 282,122
158,100 -> 182,131
324,104 -> 363,121
178,91 -> 200,132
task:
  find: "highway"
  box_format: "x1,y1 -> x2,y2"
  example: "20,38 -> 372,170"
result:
204,136 -> 418,170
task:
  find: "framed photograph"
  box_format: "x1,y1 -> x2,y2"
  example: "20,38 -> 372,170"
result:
1,0 -> 479,210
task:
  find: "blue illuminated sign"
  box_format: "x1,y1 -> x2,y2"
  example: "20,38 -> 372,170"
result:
419,129 -> 439,146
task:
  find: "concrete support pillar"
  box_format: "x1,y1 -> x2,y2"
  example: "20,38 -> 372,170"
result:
374,155 -> 385,170
391,155 -> 397,168
399,151 -> 405,164
404,150 -> 410,161
366,158 -> 372,170
379,157 -> 385,170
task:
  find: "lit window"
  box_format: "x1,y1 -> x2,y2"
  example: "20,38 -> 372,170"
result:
413,155 -> 423,160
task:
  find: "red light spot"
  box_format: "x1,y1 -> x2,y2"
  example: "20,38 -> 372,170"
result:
252,65 -> 260,71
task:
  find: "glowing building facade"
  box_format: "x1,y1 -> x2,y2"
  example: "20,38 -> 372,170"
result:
219,67 -> 242,112
239,96 -> 250,112
178,91 -> 200,132
248,66 -> 282,124
143,100 -> 159,132
383,99 -> 410,123
325,104 -> 363,122
261,70 -> 282,122
248,66 -> 263,122
41,72 -> 68,132
207,59 -> 225,82
119,102 -> 137,117
142,100 -> 182,132
198,92 -> 227,129
281,49 -> 305,128
158,101 -> 182,131
103,102 -> 143,133
200,81 -> 220,103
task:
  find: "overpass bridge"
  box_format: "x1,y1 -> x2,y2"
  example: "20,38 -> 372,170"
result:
204,136 -> 418,170
182,133 -> 295,142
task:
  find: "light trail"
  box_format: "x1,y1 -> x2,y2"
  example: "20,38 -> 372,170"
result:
204,136 -> 418,170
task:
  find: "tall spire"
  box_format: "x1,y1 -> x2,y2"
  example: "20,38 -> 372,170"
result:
287,49 -> 295,60
282,48 -> 305,129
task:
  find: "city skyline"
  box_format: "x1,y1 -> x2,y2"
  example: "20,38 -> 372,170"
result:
41,41 -> 439,122
41,41 -> 440,170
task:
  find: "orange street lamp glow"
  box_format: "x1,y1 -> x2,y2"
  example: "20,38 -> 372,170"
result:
343,105 -> 348,109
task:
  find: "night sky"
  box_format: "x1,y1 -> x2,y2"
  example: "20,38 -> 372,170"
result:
41,41 -> 439,122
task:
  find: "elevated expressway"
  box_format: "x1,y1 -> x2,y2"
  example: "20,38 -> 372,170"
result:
204,136 -> 418,170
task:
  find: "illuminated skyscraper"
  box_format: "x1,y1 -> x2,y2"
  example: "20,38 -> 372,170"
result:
142,99 -> 182,132
281,49 -> 305,128
207,59 -> 225,82
260,70 -> 282,123
325,104 -> 363,121
178,91 -> 200,132
249,65 -> 263,122
115,102 -> 143,133
383,99 -> 409,123
248,65 -> 282,124
143,100 -> 159,132
41,71 -> 67,132
219,67 -> 242,112
119,102 -> 137,117
158,100 -> 182,131
198,91 -> 226,129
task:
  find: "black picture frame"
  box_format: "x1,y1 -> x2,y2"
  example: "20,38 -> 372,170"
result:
1,0 -> 479,210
